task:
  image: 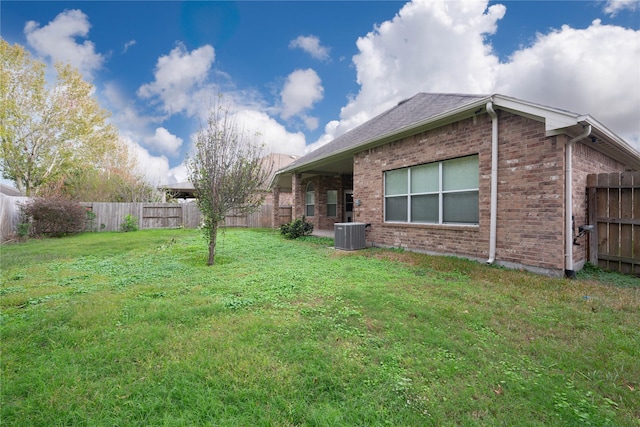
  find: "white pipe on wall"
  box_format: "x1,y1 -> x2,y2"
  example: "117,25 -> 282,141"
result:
486,101 -> 498,264
564,124 -> 591,278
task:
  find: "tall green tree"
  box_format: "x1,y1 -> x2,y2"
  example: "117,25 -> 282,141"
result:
43,138 -> 161,202
1,39 -> 119,196
187,99 -> 271,265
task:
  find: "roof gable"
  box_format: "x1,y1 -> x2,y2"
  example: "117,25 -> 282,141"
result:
285,93 -> 488,171
277,92 -> 640,178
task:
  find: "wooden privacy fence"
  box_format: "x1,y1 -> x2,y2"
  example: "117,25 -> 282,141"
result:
587,172 -> 640,276
82,202 -> 204,231
84,203 -> 287,231
225,205 -> 291,228
1,199 -> 292,239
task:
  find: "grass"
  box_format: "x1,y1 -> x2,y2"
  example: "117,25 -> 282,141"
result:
1,228 -> 639,426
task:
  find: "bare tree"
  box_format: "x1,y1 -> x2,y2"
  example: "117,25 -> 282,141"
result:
187,99 -> 272,265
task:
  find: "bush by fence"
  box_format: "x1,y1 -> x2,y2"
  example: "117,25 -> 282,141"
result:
21,197 -> 90,237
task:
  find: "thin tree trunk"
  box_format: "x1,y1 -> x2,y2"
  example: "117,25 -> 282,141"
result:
207,223 -> 218,265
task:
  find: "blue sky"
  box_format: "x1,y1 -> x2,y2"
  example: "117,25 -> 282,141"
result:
2,0 -> 639,185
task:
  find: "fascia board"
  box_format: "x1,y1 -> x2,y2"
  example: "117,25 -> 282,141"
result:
581,115 -> 635,150
492,95 -> 580,133
580,116 -> 640,169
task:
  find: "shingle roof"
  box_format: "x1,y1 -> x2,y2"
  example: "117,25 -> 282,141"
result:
283,93 -> 488,171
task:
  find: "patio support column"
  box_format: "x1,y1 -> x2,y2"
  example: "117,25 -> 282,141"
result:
292,173 -> 302,219
272,186 -> 280,228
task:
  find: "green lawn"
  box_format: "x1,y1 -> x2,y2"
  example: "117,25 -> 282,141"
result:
1,228 -> 638,426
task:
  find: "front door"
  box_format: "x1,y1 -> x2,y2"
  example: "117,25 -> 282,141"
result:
344,191 -> 353,222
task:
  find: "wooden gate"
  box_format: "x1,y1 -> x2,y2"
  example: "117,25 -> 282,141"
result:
587,172 -> 640,276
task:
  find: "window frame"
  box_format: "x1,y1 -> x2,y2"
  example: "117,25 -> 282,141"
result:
326,190 -> 338,217
384,155 -> 479,225
305,182 -> 315,217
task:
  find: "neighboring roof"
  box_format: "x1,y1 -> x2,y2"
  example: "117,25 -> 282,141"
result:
0,183 -> 22,196
274,93 -> 640,189
159,153 -> 298,199
158,181 -> 196,199
264,152 -> 299,183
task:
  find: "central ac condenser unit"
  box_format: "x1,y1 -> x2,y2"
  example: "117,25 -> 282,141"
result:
334,222 -> 367,251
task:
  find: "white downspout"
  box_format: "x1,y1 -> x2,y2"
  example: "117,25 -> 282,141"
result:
486,101 -> 498,264
564,124 -> 591,278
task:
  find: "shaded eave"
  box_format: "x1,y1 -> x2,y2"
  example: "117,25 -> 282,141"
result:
272,94 -> 640,191
158,182 -> 196,199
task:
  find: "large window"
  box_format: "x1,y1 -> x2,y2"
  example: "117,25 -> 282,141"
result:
305,183 -> 315,217
327,190 -> 337,217
384,155 -> 479,224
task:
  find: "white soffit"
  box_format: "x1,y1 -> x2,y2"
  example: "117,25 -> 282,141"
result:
493,95 -> 579,135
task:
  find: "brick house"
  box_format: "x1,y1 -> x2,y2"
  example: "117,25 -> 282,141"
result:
272,93 -> 640,277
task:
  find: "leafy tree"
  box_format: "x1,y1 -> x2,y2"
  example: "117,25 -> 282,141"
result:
1,39 -> 119,196
187,99 -> 271,265
41,139 -> 160,202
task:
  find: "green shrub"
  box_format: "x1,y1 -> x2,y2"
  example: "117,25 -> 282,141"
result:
85,209 -> 98,231
17,222 -> 30,238
279,216 -> 313,239
120,214 -> 139,232
20,197 -> 88,237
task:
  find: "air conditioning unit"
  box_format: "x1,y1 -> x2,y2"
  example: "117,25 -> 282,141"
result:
334,222 -> 367,251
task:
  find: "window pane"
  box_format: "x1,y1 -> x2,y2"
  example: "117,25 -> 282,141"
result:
443,156 -> 478,191
327,204 -> 337,217
327,190 -> 337,204
305,191 -> 315,205
411,194 -> 438,223
385,169 -> 408,195
411,163 -> 439,193
306,205 -> 314,217
443,192 -> 479,223
385,196 -> 407,221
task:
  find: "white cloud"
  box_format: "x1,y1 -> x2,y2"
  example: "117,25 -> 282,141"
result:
303,115 -> 319,131
138,43 -> 215,116
311,0 -> 639,151
289,35 -> 331,61
123,39 -> 136,53
603,0 -> 639,16
332,0 -> 505,138
280,69 -> 324,127
305,120 -> 340,153
24,9 -> 104,80
158,107 -> 306,186
120,136 -> 171,185
146,127 -> 183,155
103,82 -> 161,131
495,19 -> 640,147
233,109 -> 306,155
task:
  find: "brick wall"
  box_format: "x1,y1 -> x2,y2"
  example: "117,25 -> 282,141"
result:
354,111 -> 569,274
570,140 -> 626,267
299,175 -> 352,230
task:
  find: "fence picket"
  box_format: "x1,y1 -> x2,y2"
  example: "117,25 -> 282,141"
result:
588,172 -> 639,276
1,199 -> 292,241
